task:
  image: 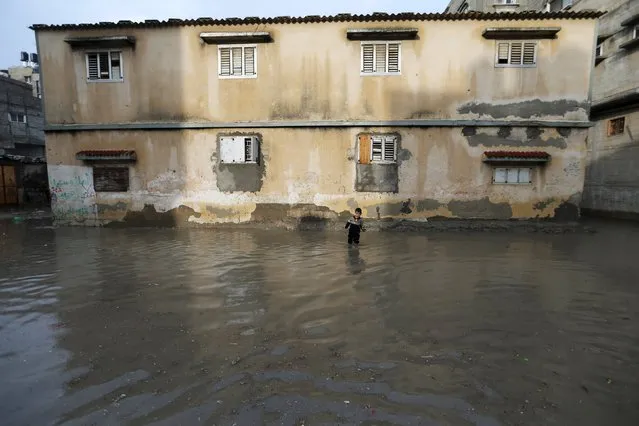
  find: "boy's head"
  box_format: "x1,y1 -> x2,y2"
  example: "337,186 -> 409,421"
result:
354,208 -> 362,218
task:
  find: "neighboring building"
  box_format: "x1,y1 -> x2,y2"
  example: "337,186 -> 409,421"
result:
7,66 -> 42,99
32,11 -> 601,227
0,76 -> 48,206
571,0 -> 639,219
444,0 -> 547,13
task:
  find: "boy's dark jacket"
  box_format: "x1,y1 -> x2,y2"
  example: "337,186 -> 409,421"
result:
345,217 -> 365,234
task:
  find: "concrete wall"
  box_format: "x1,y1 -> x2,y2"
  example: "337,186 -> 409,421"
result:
0,77 -> 45,152
573,0 -> 639,218
37,19 -> 595,125
35,16 -> 599,226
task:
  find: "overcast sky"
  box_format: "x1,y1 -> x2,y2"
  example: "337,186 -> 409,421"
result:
1,0 -> 450,68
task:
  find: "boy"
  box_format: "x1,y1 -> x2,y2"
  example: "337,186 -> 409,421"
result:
345,208 -> 366,245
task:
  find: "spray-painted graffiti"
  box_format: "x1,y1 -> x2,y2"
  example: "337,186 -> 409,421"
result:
48,165 -> 98,223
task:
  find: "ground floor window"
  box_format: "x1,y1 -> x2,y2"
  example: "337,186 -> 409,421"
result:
493,167 -> 531,184
93,166 -> 129,192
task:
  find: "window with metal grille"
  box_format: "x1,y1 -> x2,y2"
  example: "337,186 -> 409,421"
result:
493,167 -> 531,184
495,42 -> 537,67
218,45 -> 257,78
361,42 -> 401,75
86,51 -> 123,81
220,135 -> 259,163
370,135 -> 397,163
8,112 -> 27,123
607,117 -> 625,136
93,167 -> 129,192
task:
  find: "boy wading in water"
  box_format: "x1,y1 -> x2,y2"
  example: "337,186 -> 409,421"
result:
345,208 -> 366,245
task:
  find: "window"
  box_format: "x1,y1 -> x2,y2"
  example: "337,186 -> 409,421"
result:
496,41 -> 537,67
24,76 -> 32,84
93,167 -> 129,192
493,167 -> 531,184
8,112 -> 27,123
220,136 -> 259,163
218,46 -> 257,78
35,81 -> 41,98
457,2 -> 469,12
596,43 -> 603,57
361,42 -> 401,75
86,51 -> 123,81
495,0 -> 518,4
358,134 -> 398,164
634,25 -> 639,40
607,117 -> 625,136
549,0 -> 572,11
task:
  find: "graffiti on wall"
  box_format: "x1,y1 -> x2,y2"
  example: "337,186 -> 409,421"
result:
48,165 -> 98,223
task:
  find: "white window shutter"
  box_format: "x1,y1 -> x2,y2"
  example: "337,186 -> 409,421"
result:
87,54 -> 99,79
220,137 -> 235,162
362,44 -> 374,73
518,168 -> 531,183
510,42 -> 523,65
523,43 -> 536,65
375,43 -> 386,73
494,168 -> 507,183
497,43 -> 510,64
244,47 -> 255,75
110,52 -> 122,79
371,136 -> 383,161
388,43 -> 400,73
219,48 -> 231,76
231,47 -> 243,75
383,136 -> 396,161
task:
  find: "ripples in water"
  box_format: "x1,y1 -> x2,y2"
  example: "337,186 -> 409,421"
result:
1,222 -> 639,425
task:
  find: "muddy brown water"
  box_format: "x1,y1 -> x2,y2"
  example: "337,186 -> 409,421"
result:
1,221 -> 638,425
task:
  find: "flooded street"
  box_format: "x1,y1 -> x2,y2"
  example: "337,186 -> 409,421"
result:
1,222 -> 639,426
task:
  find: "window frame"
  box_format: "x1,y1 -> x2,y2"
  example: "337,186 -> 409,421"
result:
595,43 -> 603,57
369,134 -> 398,164
634,25 -> 639,40
607,117 -> 625,137
360,41 -> 402,77
495,41 -> 538,68
492,167 -> 532,185
8,112 -> 27,124
217,44 -> 258,79
85,50 -> 124,83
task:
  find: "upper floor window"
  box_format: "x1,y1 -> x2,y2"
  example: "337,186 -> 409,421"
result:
361,42 -> 401,76
495,41 -> 537,67
86,51 -> 123,82
457,2 -> 469,12
595,43 -> 603,57
8,112 -> 27,124
218,45 -> 257,79
633,25 -> 639,40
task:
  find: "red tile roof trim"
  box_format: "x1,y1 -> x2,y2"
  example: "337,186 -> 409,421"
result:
484,151 -> 550,159
31,11 -> 605,31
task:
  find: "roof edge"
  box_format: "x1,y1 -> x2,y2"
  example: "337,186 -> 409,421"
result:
30,10 -> 607,31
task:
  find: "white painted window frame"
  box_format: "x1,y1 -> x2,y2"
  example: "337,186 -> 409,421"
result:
492,167 -> 532,185
370,134 -> 398,164
8,112 -> 27,124
217,44 -> 258,79
494,41 -> 538,68
595,43 -> 603,57
360,41 -> 402,77
85,50 -> 124,83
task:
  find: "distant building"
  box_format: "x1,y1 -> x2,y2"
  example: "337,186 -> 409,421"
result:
7,66 -> 41,99
32,11 -> 602,227
444,0 -> 547,13
0,76 -> 48,206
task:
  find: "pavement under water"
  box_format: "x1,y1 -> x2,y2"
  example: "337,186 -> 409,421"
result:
1,220 -> 638,425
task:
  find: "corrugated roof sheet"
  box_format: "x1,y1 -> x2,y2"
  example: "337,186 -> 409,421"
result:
31,11 -> 605,31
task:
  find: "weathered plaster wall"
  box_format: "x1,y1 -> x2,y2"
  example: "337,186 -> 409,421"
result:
36,18 -> 596,125
45,127 -> 587,226
48,164 -> 98,225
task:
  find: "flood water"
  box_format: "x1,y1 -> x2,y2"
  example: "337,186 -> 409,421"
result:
1,221 -> 639,426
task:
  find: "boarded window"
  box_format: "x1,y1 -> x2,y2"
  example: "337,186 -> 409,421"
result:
86,51 -> 123,81
607,117 -> 625,136
493,167 -> 531,184
93,167 -> 129,192
220,136 -> 259,163
361,42 -> 401,74
496,42 -> 537,67
218,46 -> 257,78
358,134 -> 372,164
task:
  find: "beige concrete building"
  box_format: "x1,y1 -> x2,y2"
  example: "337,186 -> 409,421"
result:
572,0 -> 639,219
32,11 -> 602,227
6,66 -> 42,99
